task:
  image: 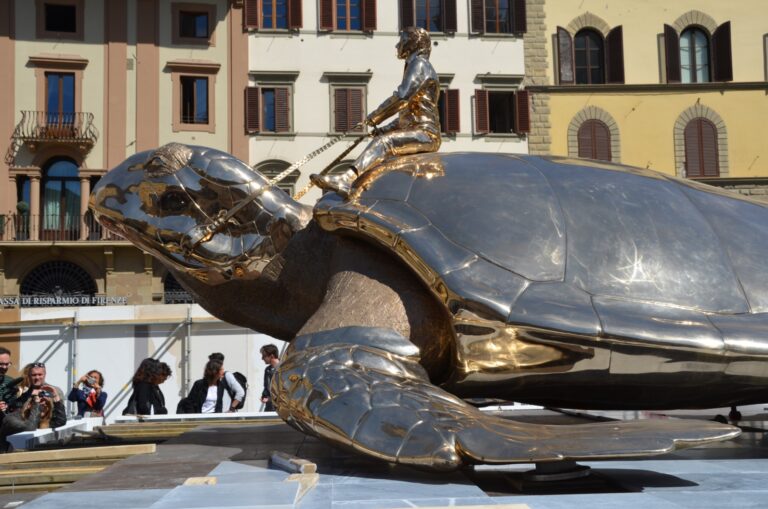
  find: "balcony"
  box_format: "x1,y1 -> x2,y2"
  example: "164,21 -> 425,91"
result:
0,214 -> 123,242
5,111 -> 99,166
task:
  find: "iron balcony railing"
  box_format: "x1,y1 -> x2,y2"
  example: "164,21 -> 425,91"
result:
5,110 -> 99,165
0,214 -> 123,242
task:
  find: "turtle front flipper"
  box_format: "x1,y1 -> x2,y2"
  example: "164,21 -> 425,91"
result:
273,327 -> 740,471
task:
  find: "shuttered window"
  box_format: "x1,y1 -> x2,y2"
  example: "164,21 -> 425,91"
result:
665,23 -> 732,84
400,0 -> 457,33
320,0 -> 376,31
577,120 -> 611,161
558,26 -> 624,85
438,89 -> 460,134
245,86 -> 292,133
470,0 -> 526,34
333,87 -> 365,133
474,89 -> 529,135
244,0 -> 302,30
684,118 -> 719,177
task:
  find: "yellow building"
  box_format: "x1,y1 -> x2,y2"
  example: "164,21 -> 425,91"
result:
527,1 -> 768,197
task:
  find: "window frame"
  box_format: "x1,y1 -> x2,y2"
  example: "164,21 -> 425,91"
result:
167,60 -> 220,133
261,0 -> 289,30
474,81 -> 529,137
577,119 -> 612,161
574,29 -> 606,85
172,2 -> 217,46
679,26 -> 711,84
320,0 -> 376,33
684,117 -> 719,177
36,0 -> 84,41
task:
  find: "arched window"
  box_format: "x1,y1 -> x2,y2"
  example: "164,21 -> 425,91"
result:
20,261 -> 96,307
256,160 -> 299,196
574,29 -> 605,84
684,118 -> 719,177
164,273 -> 195,304
577,120 -> 611,161
41,157 -> 80,240
680,27 -> 710,83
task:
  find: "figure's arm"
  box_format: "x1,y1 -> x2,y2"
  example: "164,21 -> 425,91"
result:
366,59 -> 428,126
93,391 -> 108,411
134,382 -> 152,415
50,401 -> 67,428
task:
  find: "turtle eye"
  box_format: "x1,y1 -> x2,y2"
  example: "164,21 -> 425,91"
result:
159,191 -> 189,213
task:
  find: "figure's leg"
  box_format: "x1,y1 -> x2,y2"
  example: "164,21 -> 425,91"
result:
271,327 -> 740,471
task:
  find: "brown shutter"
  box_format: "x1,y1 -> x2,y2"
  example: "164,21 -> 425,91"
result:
363,0 -> 377,32
606,26 -> 625,84
712,21 -> 733,82
664,24 -> 681,83
686,118 -> 719,177
244,0 -> 259,29
443,0 -> 457,33
274,87 -> 290,132
288,0 -> 303,29
334,88 -> 347,132
514,90 -> 530,134
470,0 -> 484,34
512,0 -> 526,34
474,89 -> 489,134
557,27 -> 574,84
246,87 -> 260,133
400,0 -> 414,29
444,89 -> 460,134
349,88 -> 364,131
319,0 -> 333,30
594,122 -> 611,161
577,123 -> 593,159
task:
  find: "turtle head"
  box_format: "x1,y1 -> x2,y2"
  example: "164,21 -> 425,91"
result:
90,143 -> 312,285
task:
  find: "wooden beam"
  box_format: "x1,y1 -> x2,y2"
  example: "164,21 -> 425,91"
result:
0,443 -> 155,465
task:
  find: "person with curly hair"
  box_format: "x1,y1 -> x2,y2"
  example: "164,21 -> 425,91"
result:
68,369 -> 107,418
0,391 -> 58,452
123,359 -> 172,415
178,359 -> 239,413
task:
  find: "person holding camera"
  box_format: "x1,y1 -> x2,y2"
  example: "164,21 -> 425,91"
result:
68,370 -> 107,418
5,362 -> 66,432
0,388 -> 59,452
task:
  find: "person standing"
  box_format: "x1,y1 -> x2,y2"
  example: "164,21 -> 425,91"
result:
179,359 -> 240,413
260,344 -> 279,411
123,359 -> 171,415
0,347 -> 20,421
207,353 -> 245,410
68,370 -> 107,418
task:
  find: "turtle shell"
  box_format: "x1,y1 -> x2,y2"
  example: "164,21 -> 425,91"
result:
314,152 -> 768,356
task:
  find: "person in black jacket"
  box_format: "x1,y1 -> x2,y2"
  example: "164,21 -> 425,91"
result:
123,359 -> 171,415
178,359 -> 236,414
260,344 -> 279,412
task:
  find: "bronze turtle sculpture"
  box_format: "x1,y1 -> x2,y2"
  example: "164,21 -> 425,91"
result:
90,144 -> 757,470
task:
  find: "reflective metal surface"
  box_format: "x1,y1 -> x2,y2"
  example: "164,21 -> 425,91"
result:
356,28 -> 441,176
91,147 -> 760,470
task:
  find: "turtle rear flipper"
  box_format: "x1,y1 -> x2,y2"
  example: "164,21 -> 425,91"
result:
273,327 -> 740,470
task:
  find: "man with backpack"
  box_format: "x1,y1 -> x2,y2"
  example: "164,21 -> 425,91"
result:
207,353 -> 247,411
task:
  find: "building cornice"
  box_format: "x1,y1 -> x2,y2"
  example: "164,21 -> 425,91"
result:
28,54 -> 89,69
527,82 -> 768,93
164,59 -> 221,74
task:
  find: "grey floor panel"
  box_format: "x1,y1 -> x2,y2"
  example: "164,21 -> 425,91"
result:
148,482 -> 299,509
20,489 -> 171,509
329,478 -> 486,502
207,461 -> 273,476
652,490 -> 768,509
494,493 -> 685,509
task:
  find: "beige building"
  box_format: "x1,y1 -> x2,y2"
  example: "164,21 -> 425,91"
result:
0,0 -> 248,306
527,1 -> 768,198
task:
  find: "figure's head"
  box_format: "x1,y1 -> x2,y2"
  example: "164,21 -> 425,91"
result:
86,370 -> 104,388
90,143 -> 312,285
397,27 -> 431,59
204,359 -> 224,385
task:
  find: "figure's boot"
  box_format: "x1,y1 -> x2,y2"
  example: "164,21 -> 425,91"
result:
310,168 -> 359,198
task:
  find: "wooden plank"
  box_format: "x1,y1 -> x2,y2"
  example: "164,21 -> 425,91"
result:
0,444 -> 155,465
0,482 -> 67,494
0,468 -> 104,485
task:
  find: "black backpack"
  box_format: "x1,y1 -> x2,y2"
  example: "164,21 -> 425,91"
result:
225,371 -> 248,409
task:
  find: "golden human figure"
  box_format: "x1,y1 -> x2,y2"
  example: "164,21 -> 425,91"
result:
311,27 -> 441,197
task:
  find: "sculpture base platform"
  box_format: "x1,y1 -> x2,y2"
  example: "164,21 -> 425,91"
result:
7,408 -> 768,509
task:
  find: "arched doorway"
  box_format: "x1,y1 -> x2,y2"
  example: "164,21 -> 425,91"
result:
20,261 -> 97,307
41,157 -> 80,240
